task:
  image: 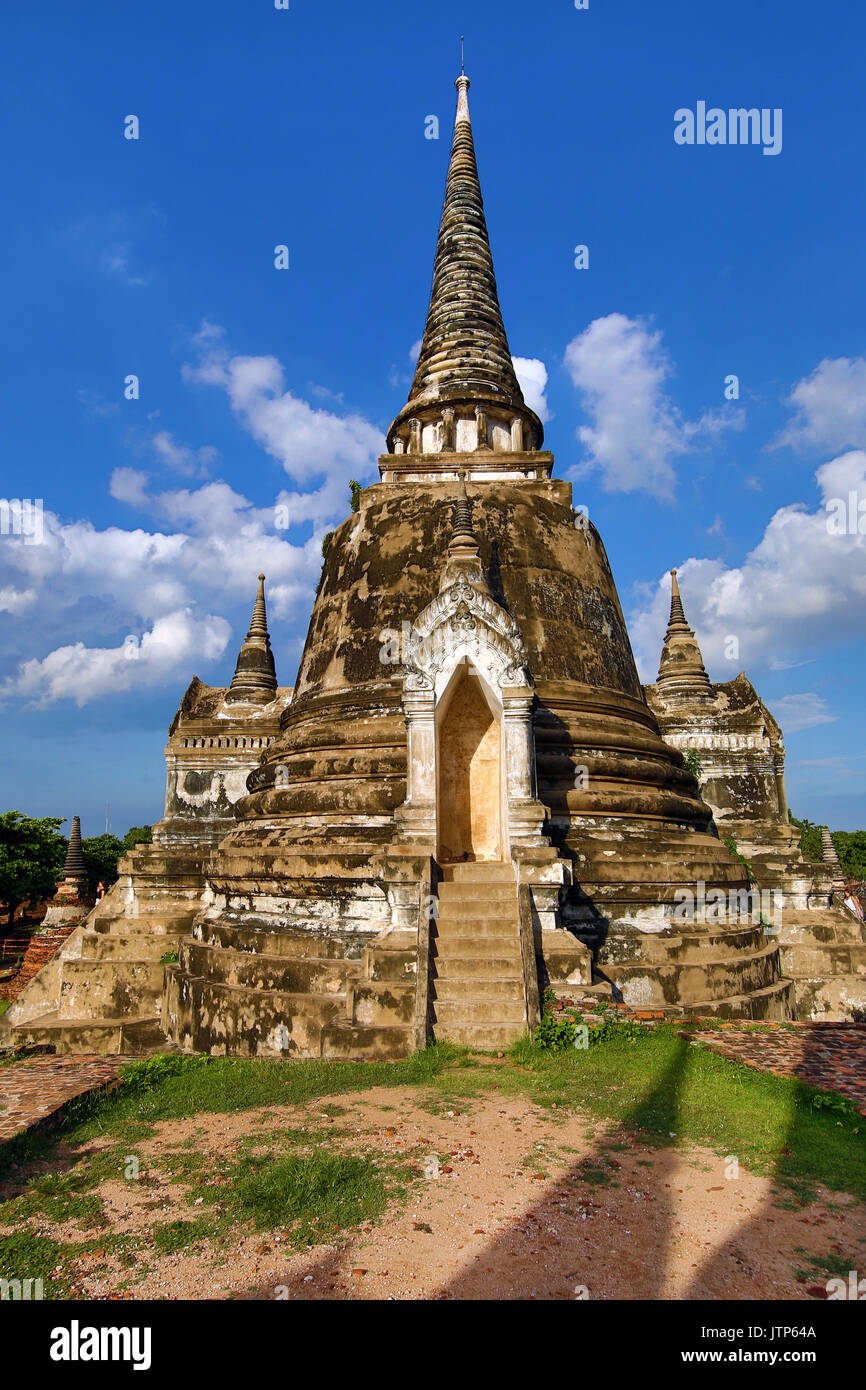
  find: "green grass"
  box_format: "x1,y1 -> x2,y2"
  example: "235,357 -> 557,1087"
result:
213,1152 -> 392,1245
2,1029 -> 866,1301
0,1230 -> 71,1297
503,1026 -> 866,1202
0,1000 -> 10,1017
0,1044 -> 465,1179
151,1217 -> 220,1255
2,1170 -> 106,1229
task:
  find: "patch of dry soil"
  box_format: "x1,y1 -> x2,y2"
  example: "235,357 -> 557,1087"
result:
7,1085 -> 864,1301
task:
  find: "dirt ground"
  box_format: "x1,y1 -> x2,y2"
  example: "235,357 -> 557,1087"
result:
17,1081 -> 864,1302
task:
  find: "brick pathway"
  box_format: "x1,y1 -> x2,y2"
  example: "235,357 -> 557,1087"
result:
0,1054 -> 127,1142
688,1023 -> 866,1116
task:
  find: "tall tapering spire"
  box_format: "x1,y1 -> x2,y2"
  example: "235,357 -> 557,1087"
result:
62,815 -> 86,880
656,569 -> 713,699
56,814 -> 90,898
821,826 -> 845,887
386,66 -> 543,460
226,574 -> 278,704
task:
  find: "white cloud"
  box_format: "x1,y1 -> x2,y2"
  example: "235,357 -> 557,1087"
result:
183,332 -> 384,524
2,610 -> 231,707
629,449 -> 866,682
775,356 -> 866,453
0,585 -> 37,615
98,243 -> 148,288
151,430 -> 218,478
0,477 -> 323,704
110,467 -> 150,508
770,693 -> 836,734
564,313 -> 743,499
2,325 -> 384,707
513,357 -> 550,423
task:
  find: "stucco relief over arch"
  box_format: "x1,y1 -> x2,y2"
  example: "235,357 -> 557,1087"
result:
403,578 -> 532,700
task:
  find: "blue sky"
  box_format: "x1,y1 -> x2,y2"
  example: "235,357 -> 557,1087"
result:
1,0 -> 864,837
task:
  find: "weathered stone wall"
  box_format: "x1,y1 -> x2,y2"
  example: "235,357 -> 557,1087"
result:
158,675 -> 293,845
645,671 -> 787,838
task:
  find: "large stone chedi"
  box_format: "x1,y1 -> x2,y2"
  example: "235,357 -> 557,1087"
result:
163,71 -> 794,1057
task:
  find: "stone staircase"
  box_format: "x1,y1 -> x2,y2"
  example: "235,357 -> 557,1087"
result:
774,904 -> 866,1019
430,863 -> 529,1049
605,921 -> 794,1019
0,843 -> 204,1055
166,914 -> 419,1060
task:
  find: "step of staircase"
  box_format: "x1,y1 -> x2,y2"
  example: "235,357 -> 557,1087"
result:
433,977 -> 523,1002
7,1012 -> 172,1055
430,863 -> 527,1049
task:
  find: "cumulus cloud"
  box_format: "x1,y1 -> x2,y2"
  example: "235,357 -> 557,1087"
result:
0,479 -> 322,703
183,329 -> 384,524
629,449 -> 866,684
774,356 -> 866,454
151,430 -> 218,478
564,313 -> 743,499
109,467 -> 150,508
1,324 -> 383,707
513,357 -> 550,423
2,610 -> 231,707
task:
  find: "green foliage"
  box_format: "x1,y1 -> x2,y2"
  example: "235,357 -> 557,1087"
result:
321,531 -> 334,559
80,826 -> 152,892
586,1015 -> 647,1047
535,1011 -> 577,1050
120,826 -> 153,854
349,479 -> 361,513
831,829 -> 866,879
723,835 -> 755,884
216,1152 -> 389,1243
0,810 -> 66,923
810,1089 -> 861,1132
789,813 -> 823,863
158,948 -> 179,965
0,1231 -> 70,1297
81,833 -> 123,892
682,748 -> 702,782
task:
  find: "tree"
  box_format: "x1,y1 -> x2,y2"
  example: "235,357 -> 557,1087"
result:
120,826 -> 153,854
0,811 -> 67,927
832,830 -> 866,880
789,813 -> 823,862
81,825 -> 154,893
81,834 -> 123,894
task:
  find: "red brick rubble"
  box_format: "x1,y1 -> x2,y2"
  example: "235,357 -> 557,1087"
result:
0,1054 -> 127,1142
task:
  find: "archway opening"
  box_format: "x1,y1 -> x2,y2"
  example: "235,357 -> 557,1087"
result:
436,664 -> 503,862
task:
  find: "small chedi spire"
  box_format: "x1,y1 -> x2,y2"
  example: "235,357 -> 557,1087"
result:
62,815 -> 86,878
821,826 -> 845,886
452,470 -> 476,545
439,472 -> 488,593
57,814 -> 89,898
226,574 -> 278,704
656,569 -> 713,699
386,65 -> 542,459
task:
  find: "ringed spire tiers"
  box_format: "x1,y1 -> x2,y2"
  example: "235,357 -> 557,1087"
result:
656,570 -> 713,700
384,66 -> 545,472
226,574 -> 278,704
